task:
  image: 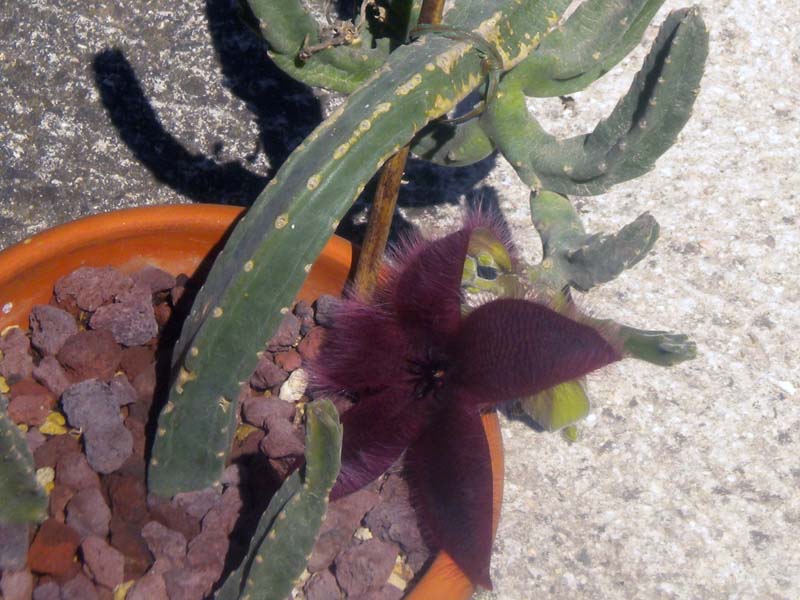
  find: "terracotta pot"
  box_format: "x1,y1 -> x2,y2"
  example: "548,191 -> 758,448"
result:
0,204 -> 503,599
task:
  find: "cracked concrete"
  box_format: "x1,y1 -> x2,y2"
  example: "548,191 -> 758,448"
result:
1,0 -> 798,598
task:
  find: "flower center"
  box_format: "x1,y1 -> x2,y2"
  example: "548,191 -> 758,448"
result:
407,349 -> 449,401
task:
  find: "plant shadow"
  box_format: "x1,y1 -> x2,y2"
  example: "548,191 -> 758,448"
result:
92,0 -> 499,238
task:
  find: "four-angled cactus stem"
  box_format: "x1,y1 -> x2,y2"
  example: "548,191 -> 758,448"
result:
214,399 -> 342,600
0,396 -> 47,525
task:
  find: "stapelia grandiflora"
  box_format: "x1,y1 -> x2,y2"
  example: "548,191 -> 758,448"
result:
309,213 -> 624,588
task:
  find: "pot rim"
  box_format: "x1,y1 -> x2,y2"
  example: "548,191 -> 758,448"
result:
0,203 -> 503,599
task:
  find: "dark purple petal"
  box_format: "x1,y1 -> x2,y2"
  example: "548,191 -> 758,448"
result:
308,299 -> 408,396
376,211 -> 515,339
330,390 -> 432,500
447,298 -> 622,406
406,405 -> 494,589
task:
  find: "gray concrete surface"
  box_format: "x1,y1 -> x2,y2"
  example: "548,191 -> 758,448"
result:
1,0 -> 798,598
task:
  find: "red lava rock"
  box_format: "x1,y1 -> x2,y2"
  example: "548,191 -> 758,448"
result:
54,266 -> 133,312
274,348 -> 302,371
162,566 -> 213,600
127,573 -> 168,600
119,346 -> 155,381
313,295 -> 339,327
115,453 -> 147,481
201,487 -> 243,536
309,489 -> 381,573
294,300 -> 316,335
89,287 -> 158,347
153,302 -> 172,327
132,266 -> 176,293
0,569 -> 34,600
260,419 -> 304,458
268,457 -> 296,482
65,488 -> 112,539
50,292 -> 81,319
60,380 -> 132,473
28,519 -> 82,576
126,395 -> 151,423
32,581 -> 61,600
7,392 -> 53,426
186,529 -> 228,574
125,417 -> 147,459
267,312 -> 301,350
57,330 -> 122,382
33,356 -> 71,397
49,485 -> 75,523
83,423 -> 134,474
56,452 -> 100,490
25,428 -> 47,455
131,363 -> 157,405
229,428 -> 265,461
304,569 -> 341,600
81,536 -> 125,589
361,585 -> 404,600
0,327 -> 34,382
173,488 -> 222,521
169,276 -> 188,307
34,434 -> 80,469
110,374 -> 137,406
60,573 -> 99,600
141,521 -> 187,574
242,393 -> 295,428
109,518 -> 153,580
249,355 -> 288,391
10,378 -> 53,401
365,475 -> 428,556
146,497 -> 201,543
0,522 -> 29,571
29,305 -> 79,356
107,474 -> 148,525
334,538 -> 399,597
297,325 -> 326,361
220,464 -> 243,487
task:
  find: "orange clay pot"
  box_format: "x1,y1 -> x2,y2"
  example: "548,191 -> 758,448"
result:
0,204 -> 503,600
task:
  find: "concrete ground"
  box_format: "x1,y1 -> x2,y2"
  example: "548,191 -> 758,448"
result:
1,0 -> 798,598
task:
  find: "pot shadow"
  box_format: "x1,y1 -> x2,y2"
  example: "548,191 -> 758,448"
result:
92,0 -> 500,235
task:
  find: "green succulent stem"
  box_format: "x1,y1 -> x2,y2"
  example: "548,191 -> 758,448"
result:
215,399 -> 342,600
484,7 -> 709,195
0,396 -> 47,524
506,0 -> 667,97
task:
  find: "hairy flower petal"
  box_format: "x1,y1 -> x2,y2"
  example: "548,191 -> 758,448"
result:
375,211 -> 515,339
309,299 -> 407,396
406,405 -> 495,589
447,298 -> 623,406
330,390 -> 433,500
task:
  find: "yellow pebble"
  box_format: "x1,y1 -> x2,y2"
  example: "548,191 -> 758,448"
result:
40,412 -> 68,435
235,424 -> 259,442
113,580 -> 135,600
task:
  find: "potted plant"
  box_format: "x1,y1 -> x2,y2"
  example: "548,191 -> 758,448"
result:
0,0 -> 708,596
0,204 -> 502,599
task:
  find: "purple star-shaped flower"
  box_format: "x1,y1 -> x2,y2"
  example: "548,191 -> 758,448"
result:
309,213 -> 622,588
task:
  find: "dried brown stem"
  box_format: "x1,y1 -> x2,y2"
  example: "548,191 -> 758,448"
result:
352,0 -> 445,296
